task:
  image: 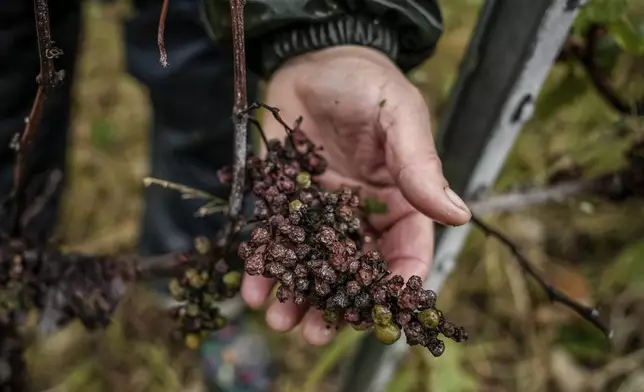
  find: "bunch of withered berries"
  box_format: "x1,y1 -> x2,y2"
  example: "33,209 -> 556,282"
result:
169,126 -> 467,357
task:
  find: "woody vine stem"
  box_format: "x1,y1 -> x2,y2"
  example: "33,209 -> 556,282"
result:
228,0 -> 249,225
13,0 -> 65,237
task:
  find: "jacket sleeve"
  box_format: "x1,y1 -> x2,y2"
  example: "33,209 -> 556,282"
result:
200,0 -> 443,79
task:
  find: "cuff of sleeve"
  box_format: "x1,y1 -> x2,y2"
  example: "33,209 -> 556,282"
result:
250,15 -> 400,79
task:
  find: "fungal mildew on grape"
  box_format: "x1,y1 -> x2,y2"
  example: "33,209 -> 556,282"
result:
232,128 -> 467,356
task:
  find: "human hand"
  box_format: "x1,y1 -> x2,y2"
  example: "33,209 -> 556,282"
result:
242,46 -> 471,345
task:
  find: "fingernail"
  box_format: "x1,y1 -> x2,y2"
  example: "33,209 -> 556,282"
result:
267,306 -> 292,332
242,290 -> 267,309
305,320 -> 336,346
444,187 -> 471,215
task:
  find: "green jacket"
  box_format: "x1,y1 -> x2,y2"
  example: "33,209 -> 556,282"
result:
201,0 -> 443,79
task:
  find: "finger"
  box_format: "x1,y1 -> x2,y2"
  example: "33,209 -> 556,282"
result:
378,211 -> 434,281
241,274 -> 275,309
301,308 -> 340,346
266,297 -> 308,332
379,96 -> 471,226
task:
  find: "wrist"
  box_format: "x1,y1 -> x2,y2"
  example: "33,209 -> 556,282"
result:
256,15 -> 400,79
275,45 -> 400,76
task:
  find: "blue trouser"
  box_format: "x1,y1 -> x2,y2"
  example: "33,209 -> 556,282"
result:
0,0 -> 258,257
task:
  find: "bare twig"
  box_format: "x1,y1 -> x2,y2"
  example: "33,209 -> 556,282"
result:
32,0 -> 63,89
560,24 -> 643,116
244,102 -> 300,149
227,0 -> 248,222
579,25 -> 642,116
12,0 -> 64,236
246,102 -> 295,133
467,166 -> 643,214
158,0 -> 170,67
143,177 -> 226,202
248,118 -> 270,147
14,85 -> 45,190
468,178 -> 595,214
134,252 -> 190,279
1,2 -> 64,386
470,215 -> 612,337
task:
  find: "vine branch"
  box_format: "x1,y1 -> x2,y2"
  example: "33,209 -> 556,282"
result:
12,0 -> 64,236
468,163 -> 644,214
228,0 -> 249,223
559,24 -> 643,116
32,0 -> 63,89
577,24 -> 642,116
463,142 -> 643,337
470,215 -> 612,337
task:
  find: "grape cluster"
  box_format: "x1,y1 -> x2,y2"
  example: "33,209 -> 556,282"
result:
0,237 -> 135,389
0,238 -> 130,330
237,129 -> 467,356
168,236 -> 243,349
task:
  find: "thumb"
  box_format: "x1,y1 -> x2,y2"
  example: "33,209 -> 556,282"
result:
381,95 -> 471,226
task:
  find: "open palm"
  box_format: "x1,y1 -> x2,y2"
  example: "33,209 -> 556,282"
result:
241,46 -> 471,345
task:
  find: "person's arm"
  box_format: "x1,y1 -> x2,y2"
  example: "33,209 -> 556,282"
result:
200,0 -> 443,78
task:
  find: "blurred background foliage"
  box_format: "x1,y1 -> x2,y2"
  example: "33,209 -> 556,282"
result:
21,0 -> 644,391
